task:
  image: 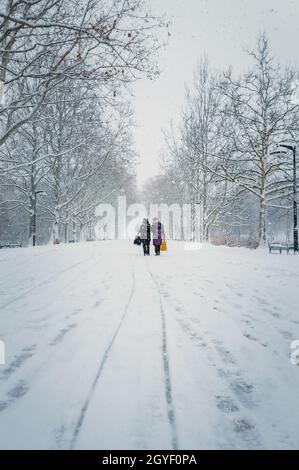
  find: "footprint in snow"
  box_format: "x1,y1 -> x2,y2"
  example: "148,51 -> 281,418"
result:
272,312 -> 280,318
254,296 -> 268,306
233,418 -> 255,433
1,345 -> 36,379
243,333 -> 257,342
0,401 -> 9,412
72,308 -> 82,316
230,378 -> 256,408
280,330 -> 293,340
49,323 -> 77,346
213,341 -> 236,365
216,395 -> 239,413
7,380 -> 29,399
233,418 -> 261,448
175,317 -> 207,348
231,378 -> 254,395
194,292 -> 205,298
243,333 -> 267,347
217,368 -> 237,379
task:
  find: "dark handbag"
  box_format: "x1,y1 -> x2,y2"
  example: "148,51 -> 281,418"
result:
134,235 -> 141,246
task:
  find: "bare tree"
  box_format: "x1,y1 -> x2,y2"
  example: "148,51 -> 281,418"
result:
218,33 -> 299,245
163,60 -> 237,241
0,0 -> 164,244
0,0 -> 164,147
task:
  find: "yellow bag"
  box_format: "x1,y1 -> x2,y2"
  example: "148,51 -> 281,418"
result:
161,240 -> 167,251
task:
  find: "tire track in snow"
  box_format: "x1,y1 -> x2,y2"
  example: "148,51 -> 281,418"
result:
69,261 -> 136,449
154,275 -> 262,448
0,254 -> 97,312
146,260 -> 179,451
1,255 -> 120,419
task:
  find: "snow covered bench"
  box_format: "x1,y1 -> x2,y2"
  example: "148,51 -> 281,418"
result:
0,240 -> 22,249
268,243 -> 294,254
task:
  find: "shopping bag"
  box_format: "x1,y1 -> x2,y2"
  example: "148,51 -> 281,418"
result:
161,240 -> 167,251
134,236 -> 141,246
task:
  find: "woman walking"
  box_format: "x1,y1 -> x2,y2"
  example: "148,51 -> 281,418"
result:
138,218 -> 151,256
151,217 -> 165,256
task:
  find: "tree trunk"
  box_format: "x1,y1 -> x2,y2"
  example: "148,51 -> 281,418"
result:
64,223 -> 68,244
64,207 -> 69,243
72,220 -> 77,242
191,199 -> 196,242
258,198 -> 267,246
29,206 -> 34,245
205,224 -> 209,242
79,223 -> 84,242
202,175 -> 208,242
89,221 -> 93,240
53,206 -> 60,243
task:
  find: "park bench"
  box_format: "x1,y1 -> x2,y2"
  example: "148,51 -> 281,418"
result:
268,242 -> 294,254
0,240 -> 22,249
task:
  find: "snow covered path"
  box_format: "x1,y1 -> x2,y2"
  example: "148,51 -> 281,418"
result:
0,241 -> 299,450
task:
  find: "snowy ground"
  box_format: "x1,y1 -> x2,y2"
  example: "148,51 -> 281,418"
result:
0,240 -> 299,450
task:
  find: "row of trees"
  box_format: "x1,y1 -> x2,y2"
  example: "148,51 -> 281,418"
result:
0,0 -> 165,244
151,34 -> 298,247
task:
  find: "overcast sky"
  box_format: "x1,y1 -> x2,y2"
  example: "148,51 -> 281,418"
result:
132,0 -> 299,188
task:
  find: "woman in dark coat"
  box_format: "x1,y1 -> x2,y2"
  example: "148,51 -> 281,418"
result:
138,218 -> 151,256
151,217 -> 165,256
